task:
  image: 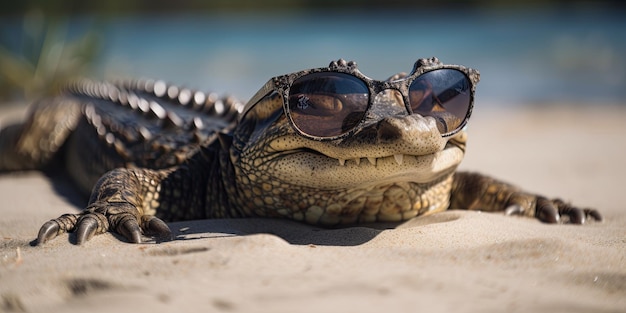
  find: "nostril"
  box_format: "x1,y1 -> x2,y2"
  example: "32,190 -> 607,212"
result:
377,118 -> 402,141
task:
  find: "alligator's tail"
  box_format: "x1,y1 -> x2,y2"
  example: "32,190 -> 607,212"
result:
0,97 -> 81,172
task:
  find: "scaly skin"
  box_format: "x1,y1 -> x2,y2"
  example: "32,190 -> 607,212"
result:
0,59 -> 602,245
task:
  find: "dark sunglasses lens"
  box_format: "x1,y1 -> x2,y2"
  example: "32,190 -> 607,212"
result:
409,69 -> 472,134
288,72 -> 369,137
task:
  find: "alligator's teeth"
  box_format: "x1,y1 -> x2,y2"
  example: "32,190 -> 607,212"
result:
367,157 -> 377,166
338,159 -> 346,166
354,158 -> 360,165
393,154 -> 404,165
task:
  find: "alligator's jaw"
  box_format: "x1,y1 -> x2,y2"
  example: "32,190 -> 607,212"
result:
263,113 -> 465,190
268,145 -> 463,190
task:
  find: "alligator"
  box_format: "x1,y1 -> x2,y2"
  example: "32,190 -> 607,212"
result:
0,57 -> 602,245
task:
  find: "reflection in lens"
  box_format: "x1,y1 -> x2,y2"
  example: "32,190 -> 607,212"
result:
288,72 -> 369,137
409,69 -> 471,134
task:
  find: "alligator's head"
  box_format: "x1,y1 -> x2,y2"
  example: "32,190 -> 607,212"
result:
227,58 -> 479,225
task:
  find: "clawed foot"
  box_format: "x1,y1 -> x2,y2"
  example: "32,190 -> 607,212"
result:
36,202 -> 172,245
505,197 -> 602,224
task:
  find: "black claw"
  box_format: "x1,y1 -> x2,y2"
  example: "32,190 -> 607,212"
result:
551,199 -> 586,224
586,209 -> 603,222
76,217 -> 99,245
37,221 -> 60,245
117,218 -> 142,243
536,198 -> 560,223
143,216 -> 172,241
568,208 -> 585,224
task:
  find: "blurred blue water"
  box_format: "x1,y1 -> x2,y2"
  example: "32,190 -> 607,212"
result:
4,8 -> 626,105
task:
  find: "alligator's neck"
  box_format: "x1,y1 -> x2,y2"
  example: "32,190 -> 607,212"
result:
199,135 -> 245,219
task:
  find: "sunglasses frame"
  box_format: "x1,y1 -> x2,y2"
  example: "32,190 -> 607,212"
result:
242,57 -> 480,141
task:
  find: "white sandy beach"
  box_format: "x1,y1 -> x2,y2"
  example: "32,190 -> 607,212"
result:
0,104 -> 624,312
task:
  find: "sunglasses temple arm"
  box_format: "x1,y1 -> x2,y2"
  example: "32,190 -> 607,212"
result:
241,78 -> 279,118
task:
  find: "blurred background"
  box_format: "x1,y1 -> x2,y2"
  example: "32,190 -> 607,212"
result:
0,0 -> 624,107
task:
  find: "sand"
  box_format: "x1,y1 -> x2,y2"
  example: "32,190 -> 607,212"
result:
0,104 -> 624,313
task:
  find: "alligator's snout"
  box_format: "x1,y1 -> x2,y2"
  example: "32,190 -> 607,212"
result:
377,117 -> 404,142
342,117 -> 402,144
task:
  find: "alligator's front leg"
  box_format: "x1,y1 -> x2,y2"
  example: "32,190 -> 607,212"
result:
449,171 -> 602,224
37,167 -> 175,245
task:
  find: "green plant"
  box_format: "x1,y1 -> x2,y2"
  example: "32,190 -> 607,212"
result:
0,10 -> 100,103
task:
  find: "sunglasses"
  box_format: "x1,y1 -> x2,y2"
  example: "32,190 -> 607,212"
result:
242,57 -> 480,140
